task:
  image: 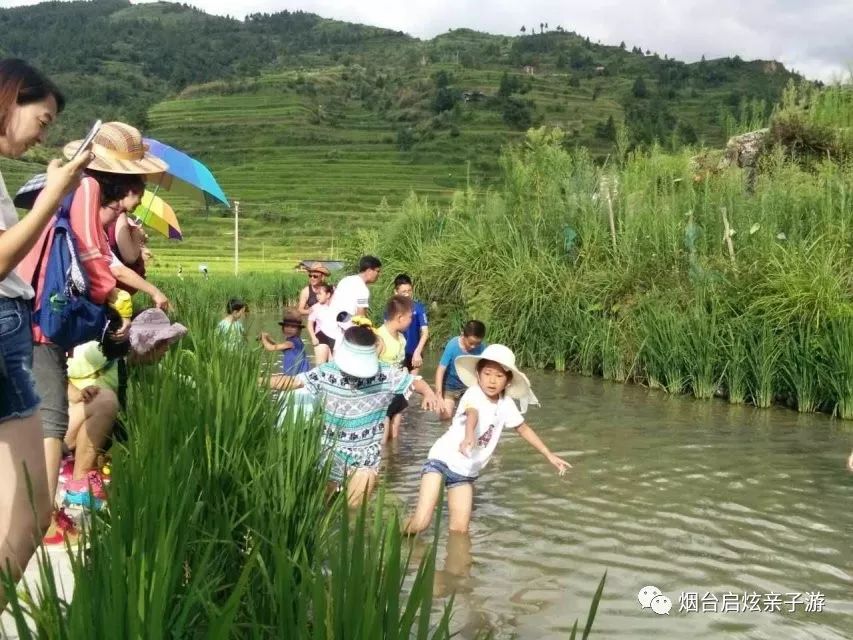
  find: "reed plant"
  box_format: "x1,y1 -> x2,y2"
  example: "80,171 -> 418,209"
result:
783,322 -> 824,413
746,322 -> 784,409
822,313 -> 853,419
350,83 -> 853,418
150,272 -> 305,314
1,319 -> 452,638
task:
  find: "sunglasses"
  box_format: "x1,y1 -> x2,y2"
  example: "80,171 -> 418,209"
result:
308,272 -> 323,278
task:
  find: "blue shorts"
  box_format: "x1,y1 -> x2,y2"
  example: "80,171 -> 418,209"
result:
0,298 -> 39,424
422,459 -> 477,489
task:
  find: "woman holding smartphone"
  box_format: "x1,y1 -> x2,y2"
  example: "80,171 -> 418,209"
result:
0,58 -> 92,608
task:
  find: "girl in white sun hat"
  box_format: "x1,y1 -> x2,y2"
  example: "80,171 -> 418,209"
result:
404,344 -> 571,534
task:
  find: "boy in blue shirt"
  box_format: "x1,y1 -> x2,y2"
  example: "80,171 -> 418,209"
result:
260,308 -> 309,375
435,320 -> 487,418
393,274 -> 429,374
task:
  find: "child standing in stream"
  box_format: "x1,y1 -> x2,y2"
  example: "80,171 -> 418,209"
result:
404,344 -> 570,534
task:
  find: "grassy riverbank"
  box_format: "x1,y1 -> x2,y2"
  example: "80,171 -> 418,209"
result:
351,82 -> 853,418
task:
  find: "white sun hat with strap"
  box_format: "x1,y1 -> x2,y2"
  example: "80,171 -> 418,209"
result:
455,344 -> 540,411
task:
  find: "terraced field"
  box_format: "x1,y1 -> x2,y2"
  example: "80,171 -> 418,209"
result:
138,65 -> 628,271
1,2 -> 796,274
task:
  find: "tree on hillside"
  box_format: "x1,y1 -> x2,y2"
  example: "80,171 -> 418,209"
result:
396,127 -> 415,151
632,76 -> 648,98
539,22 -> 543,34
433,70 -> 451,89
498,71 -> 522,97
545,22 -> 549,30
596,115 -> 617,141
433,86 -> 459,113
520,25 -> 526,34
502,96 -> 534,129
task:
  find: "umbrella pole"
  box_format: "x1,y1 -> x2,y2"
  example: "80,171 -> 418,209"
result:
140,181 -> 163,224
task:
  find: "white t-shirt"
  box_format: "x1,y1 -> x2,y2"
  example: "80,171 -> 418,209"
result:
309,302 -> 341,340
0,170 -> 35,300
330,274 -> 369,318
428,385 -> 525,477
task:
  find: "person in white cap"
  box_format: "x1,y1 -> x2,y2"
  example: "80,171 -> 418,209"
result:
266,323 -> 442,507
404,344 -> 571,535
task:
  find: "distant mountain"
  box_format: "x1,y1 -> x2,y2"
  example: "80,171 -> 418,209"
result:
0,1 -> 802,265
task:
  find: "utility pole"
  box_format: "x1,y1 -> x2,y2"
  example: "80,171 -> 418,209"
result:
234,200 -> 239,276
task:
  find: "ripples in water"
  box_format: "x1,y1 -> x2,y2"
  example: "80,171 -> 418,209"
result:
384,371 -> 853,639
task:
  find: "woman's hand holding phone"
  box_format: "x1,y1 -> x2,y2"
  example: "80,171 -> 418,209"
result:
43,119 -> 100,200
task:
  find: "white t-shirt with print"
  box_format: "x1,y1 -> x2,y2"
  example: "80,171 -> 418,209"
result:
0,170 -> 35,300
428,385 -> 525,477
330,274 -> 369,318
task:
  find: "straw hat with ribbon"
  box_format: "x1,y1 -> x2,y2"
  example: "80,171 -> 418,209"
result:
63,122 -> 168,175
306,262 -> 331,276
455,344 -> 540,411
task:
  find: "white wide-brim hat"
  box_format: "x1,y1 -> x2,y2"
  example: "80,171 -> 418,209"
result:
455,344 -> 532,400
334,335 -> 379,379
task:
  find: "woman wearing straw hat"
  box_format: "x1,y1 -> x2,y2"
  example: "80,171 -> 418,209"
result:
16,121 -> 167,540
404,344 -> 571,535
0,58 -> 92,609
297,262 -> 331,316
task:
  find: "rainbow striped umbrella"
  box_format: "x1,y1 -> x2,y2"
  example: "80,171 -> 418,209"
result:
132,191 -> 182,240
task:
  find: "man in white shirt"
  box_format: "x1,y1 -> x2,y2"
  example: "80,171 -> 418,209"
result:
330,255 -> 382,321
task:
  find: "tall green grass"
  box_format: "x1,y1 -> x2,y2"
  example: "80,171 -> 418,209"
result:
149,273 -> 305,313
350,82 -> 853,418
2,317 -> 449,637
2,304 -> 605,637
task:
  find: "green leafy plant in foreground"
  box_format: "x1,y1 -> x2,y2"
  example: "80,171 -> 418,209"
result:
2,315 -> 605,638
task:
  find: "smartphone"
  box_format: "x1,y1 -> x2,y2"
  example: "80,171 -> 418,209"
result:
69,119 -> 102,160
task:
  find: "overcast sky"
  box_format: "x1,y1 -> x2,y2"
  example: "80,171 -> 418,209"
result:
1,0 -> 850,81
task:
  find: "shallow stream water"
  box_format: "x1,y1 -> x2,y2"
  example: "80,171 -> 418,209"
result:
254,315 -> 853,639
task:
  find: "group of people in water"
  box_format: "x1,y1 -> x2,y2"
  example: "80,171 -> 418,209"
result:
3,56 -> 848,618
0,59 -> 187,609
248,255 -> 572,534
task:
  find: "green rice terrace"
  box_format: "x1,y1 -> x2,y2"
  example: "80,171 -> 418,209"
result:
0,0 -> 799,271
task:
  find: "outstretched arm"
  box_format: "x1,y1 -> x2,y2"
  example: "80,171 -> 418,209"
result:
0,154 -> 91,279
412,377 -> 441,414
266,374 -> 304,391
260,333 -> 293,352
111,263 -> 169,310
516,423 -> 572,475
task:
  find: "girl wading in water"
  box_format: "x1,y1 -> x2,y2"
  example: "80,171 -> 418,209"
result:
404,345 -> 571,534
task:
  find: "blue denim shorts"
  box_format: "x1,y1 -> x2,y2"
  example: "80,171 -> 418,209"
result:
422,459 -> 477,489
0,298 -> 39,424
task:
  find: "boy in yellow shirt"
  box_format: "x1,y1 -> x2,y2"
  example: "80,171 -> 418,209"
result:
377,295 -> 414,441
